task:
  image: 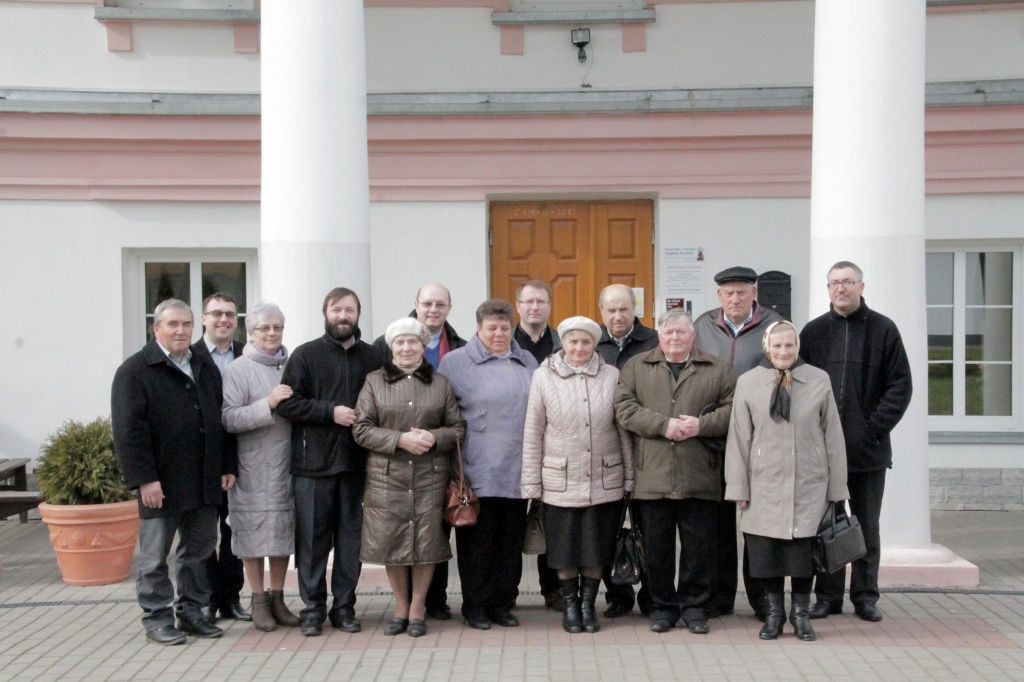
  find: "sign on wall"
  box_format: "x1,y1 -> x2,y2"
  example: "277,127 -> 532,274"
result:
662,246 -> 707,318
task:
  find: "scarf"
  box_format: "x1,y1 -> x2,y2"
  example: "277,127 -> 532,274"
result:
760,321 -> 802,423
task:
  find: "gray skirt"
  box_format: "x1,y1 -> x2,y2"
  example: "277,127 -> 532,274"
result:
542,500 -> 621,569
230,509 -> 295,559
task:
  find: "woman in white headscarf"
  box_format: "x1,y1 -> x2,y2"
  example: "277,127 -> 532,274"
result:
725,321 -> 848,642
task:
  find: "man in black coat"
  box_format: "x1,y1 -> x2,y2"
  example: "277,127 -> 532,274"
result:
190,292 -> 249,624
595,283 -> 660,618
799,261 -> 912,623
112,299 -> 238,645
276,287 -> 384,636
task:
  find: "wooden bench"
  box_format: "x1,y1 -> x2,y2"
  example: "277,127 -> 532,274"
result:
0,458 -> 34,523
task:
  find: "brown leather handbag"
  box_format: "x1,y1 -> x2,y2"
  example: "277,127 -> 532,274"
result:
443,439 -> 479,527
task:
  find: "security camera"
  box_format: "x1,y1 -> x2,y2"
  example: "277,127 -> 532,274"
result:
571,28 -> 590,63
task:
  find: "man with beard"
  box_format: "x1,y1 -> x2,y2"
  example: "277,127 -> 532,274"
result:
276,288 -> 384,636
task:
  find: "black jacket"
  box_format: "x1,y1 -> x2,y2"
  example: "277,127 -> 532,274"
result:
372,310 -> 467,362
190,337 -> 245,372
799,300 -> 913,473
277,329 -> 384,477
111,341 -> 238,519
596,320 -> 660,370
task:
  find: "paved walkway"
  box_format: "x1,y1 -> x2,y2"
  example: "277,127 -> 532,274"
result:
2,511 -> 1024,681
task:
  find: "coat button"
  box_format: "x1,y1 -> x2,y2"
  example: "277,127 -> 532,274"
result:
200,428 -> 205,434
408,401 -> 413,406
185,383 -> 192,389
194,404 -> 201,410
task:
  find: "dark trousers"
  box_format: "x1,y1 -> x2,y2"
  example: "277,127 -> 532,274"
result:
425,522 -> 452,609
537,553 -> 559,596
635,497 -> 717,624
603,498 -> 650,613
294,472 -> 365,622
813,469 -> 886,608
455,497 -> 528,617
205,498 -> 245,611
136,505 -> 218,631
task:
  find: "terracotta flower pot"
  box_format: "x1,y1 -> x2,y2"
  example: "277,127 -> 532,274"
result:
38,500 -> 140,586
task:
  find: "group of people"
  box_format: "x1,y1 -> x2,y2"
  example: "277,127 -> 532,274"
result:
111,260 -> 911,646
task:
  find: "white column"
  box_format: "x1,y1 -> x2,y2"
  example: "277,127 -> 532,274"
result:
261,0 -> 372,344
809,0 -> 976,584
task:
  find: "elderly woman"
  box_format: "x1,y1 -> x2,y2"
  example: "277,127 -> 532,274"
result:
352,319 -> 466,638
437,299 -> 539,630
725,321 -> 849,642
221,302 -> 300,632
521,316 -> 634,634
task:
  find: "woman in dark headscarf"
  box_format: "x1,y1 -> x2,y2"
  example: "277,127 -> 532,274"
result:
724,321 -> 849,642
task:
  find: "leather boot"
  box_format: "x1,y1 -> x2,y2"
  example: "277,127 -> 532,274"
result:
559,578 -> 583,634
758,592 -> 785,640
789,593 -> 817,641
579,577 -> 601,633
268,590 -> 301,627
249,591 -> 277,632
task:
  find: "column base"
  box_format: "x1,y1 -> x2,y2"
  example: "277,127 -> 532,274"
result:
878,543 -> 979,588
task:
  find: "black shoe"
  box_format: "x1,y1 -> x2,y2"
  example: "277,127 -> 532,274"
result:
146,624 -> 186,646
426,604 -> 452,620
177,615 -> 223,639
219,601 -> 252,622
201,606 -> 216,624
580,577 -> 601,633
855,602 -> 883,622
407,619 -> 427,637
603,601 -> 633,619
464,610 -> 491,630
300,615 -> 322,637
488,608 -> 519,627
383,617 -> 408,636
650,618 -> 674,633
790,594 -> 817,641
544,589 -> 565,612
808,599 -> 843,619
330,614 -> 361,633
686,619 -> 710,635
560,578 -> 582,634
758,592 -> 785,640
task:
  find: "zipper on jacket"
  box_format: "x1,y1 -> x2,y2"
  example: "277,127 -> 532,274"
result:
838,318 -> 850,411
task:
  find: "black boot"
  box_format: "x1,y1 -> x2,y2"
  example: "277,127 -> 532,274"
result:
559,578 -> 582,634
579,577 -> 601,633
758,592 -> 785,640
789,593 -> 817,641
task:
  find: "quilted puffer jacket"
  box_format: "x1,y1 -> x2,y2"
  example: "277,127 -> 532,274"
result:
521,350 -> 634,507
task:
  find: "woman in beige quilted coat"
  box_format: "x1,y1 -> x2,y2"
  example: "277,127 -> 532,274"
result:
521,316 -> 634,635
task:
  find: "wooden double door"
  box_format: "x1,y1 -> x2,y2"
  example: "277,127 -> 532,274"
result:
490,201 -> 655,329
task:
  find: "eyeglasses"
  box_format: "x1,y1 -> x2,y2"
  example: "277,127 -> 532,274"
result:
827,279 -> 861,290
518,299 -> 550,307
204,310 -> 237,319
253,325 -> 284,333
417,301 -> 449,310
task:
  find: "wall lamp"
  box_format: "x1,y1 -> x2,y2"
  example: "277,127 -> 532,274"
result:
571,28 -> 590,63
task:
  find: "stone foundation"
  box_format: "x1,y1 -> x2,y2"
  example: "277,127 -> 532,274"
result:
930,468 -> 1024,511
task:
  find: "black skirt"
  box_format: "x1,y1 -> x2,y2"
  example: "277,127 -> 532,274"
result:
744,533 -> 814,579
542,500 -> 621,569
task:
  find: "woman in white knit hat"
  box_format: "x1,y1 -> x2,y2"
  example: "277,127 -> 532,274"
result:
352,318 -> 466,638
521,316 -> 634,634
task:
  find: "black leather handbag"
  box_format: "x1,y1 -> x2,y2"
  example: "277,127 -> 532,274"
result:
812,502 -> 868,575
610,499 -> 646,586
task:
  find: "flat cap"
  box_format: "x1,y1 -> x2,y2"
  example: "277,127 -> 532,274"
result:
714,266 -> 759,285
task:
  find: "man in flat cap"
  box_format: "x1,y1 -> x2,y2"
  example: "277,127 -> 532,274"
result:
693,266 -> 784,622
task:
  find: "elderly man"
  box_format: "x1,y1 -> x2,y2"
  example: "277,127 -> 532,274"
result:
693,267 -> 783,620
615,309 -> 736,634
801,262 -> 912,623
513,279 -> 563,610
112,299 -> 237,645
594,283 -> 659,617
189,293 -> 250,624
373,282 -> 467,620
276,288 -> 385,636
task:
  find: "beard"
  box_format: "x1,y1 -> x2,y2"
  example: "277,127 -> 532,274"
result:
326,318 -> 357,342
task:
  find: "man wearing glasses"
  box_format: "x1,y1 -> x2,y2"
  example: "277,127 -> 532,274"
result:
190,293 -> 250,624
372,282 -> 467,621
799,261 -> 912,623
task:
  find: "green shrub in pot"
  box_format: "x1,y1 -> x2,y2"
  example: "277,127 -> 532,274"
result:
35,417 -> 134,505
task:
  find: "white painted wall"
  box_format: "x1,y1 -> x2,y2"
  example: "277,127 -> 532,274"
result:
926,9 -> 1024,82
926,194 -> 1024,241
368,202 -> 488,343
930,444 -> 1024,469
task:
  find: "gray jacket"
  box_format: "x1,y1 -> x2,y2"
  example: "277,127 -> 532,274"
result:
693,302 -> 784,375
438,334 -> 538,499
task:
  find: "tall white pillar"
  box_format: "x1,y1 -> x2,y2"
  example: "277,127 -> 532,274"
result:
261,0 -> 372,344
809,0 -> 976,584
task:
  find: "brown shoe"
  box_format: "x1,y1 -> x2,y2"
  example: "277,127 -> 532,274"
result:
250,591 -> 277,632
268,590 -> 302,627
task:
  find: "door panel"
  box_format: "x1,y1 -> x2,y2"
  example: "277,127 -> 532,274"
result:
490,200 -> 654,329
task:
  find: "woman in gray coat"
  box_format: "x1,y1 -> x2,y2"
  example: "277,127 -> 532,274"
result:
725,321 -> 848,642
222,302 -> 301,632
